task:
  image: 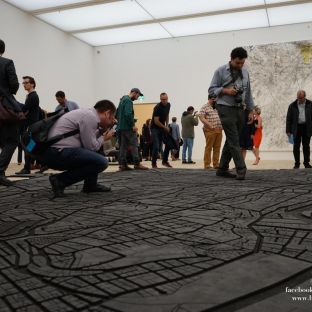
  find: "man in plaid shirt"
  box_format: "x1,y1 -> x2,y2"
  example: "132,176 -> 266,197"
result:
199,95 -> 223,169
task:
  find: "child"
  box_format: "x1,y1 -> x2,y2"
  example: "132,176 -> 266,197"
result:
252,106 -> 263,165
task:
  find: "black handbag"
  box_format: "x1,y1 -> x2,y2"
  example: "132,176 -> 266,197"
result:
0,95 -> 25,123
163,133 -> 179,150
0,85 -> 25,123
179,139 -> 184,146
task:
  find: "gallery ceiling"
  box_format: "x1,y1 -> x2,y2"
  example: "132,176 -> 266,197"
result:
4,0 -> 312,46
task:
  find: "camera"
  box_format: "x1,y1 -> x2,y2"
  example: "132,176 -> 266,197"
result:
234,84 -> 244,104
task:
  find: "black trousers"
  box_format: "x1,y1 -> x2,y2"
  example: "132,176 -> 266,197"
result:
217,105 -> 246,171
293,124 -> 311,165
142,142 -> 153,159
0,123 -> 19,175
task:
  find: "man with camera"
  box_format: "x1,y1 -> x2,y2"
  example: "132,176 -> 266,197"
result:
42,100 -> 117,197
181,106 -> 199,164
209,47 -> 254,180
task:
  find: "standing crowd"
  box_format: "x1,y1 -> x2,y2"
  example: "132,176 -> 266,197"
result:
0,39 -> 311,196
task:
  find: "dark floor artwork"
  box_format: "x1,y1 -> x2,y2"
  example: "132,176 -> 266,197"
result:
0,169 -> 312,312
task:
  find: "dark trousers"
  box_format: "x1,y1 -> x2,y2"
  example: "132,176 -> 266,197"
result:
293,124 -> 311,165
143,142 -> 153,159
151,128 -> 170,165
217,105 -> 246,171
17,142 -> 23,164
118,130 -> 140,166
0,123 -> 19,175
172,140 -> 180,158
41,147 -> 108,188
24,154 -> 32,171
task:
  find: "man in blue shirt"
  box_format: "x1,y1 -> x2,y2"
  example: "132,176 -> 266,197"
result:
209,47 -> 254,180
55,90 -> 79,112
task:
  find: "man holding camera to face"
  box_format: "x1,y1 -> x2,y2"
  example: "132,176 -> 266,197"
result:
209,47 -> 254,180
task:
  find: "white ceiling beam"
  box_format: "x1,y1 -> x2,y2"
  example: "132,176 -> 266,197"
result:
30,0 -> 123,15
70,0 -> 311,34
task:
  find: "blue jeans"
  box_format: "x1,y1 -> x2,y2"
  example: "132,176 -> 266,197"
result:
182,138 -> 194,162
151,128 -> 170,165
41,147 -> 108,188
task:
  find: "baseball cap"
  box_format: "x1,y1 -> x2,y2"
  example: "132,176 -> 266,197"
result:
131,88 -> 143,96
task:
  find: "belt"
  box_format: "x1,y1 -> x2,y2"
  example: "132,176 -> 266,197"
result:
217,104 -> 245,109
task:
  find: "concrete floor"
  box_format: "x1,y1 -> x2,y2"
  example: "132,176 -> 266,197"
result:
0,168 -> 312,312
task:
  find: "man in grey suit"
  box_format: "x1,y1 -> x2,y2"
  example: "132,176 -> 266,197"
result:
0,39 -> 20,186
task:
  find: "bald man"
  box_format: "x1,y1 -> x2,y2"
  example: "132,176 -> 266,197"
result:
286,90 -> 312,169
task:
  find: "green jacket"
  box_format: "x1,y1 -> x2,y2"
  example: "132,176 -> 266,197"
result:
181,112 -> 199,138
116,95 -> 135,131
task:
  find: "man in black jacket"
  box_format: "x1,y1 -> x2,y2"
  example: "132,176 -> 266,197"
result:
0,39 -> 20,186
286,90 -> 312,169
16,76 -> 40,175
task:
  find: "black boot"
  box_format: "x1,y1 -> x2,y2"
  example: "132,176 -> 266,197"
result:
216,169 -> 236,178
49,175 -> 65,198
0,174 -> 13,186
82,184 -> 111,193
236,168 -> 247,180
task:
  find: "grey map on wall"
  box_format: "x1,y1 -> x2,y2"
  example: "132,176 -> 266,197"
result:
245,40 -> 312,150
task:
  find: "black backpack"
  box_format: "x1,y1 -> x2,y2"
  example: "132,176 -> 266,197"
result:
21,109 -> 79,156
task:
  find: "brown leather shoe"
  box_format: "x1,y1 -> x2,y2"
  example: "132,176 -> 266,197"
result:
134,164 -> 148,170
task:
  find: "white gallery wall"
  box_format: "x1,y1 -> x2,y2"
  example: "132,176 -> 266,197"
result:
94,22 -> 312,160
0,0 -> 95,112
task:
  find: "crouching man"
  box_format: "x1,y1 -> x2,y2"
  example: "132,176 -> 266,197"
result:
41,100 -> 116,197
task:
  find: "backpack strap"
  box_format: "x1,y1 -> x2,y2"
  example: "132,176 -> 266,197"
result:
45,129 -> 80,146
60,129 -> 80,139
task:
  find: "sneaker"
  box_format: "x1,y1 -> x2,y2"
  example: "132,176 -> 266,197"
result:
134,164 -> 148,170
15,168 -> 31,175
162,162 -> 172,168
0,175 -> 14,187
82,184 -> 111,193
49,175 -> 65,198
216,169 -> 236,178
